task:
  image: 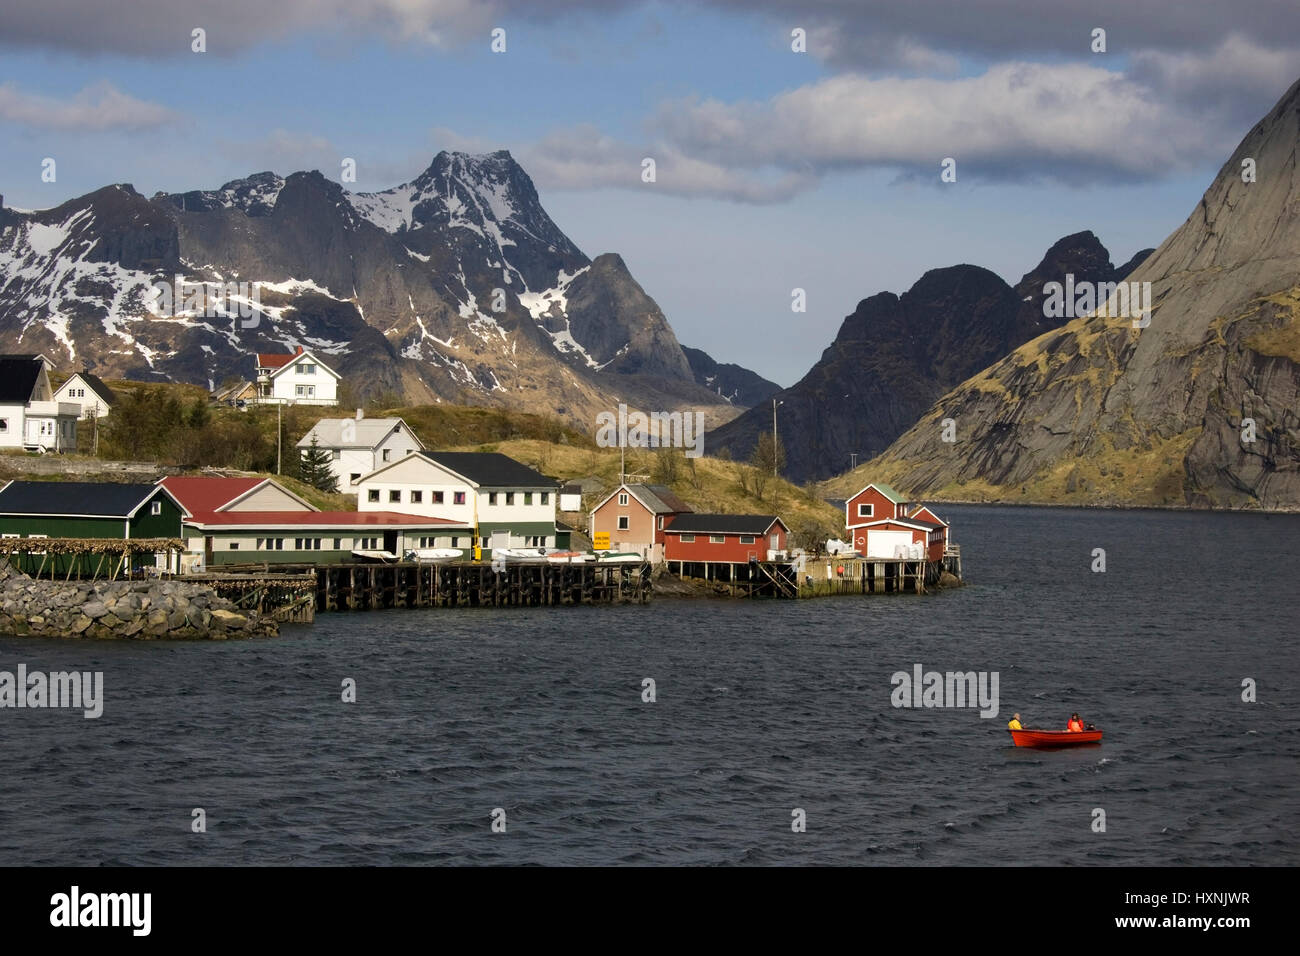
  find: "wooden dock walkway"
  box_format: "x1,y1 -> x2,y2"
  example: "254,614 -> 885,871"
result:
187,559 -> 653,616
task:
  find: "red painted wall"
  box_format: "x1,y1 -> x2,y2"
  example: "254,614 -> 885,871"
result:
846,486 -> 902,528
665,522 -> 787,563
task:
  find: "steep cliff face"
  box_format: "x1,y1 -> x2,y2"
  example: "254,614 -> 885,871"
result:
850,77 -> 1300,509
710,232 -> 1147,483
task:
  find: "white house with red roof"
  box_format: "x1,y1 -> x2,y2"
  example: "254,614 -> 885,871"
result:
157,474 -> 471,568
844,482 -> 949,561
251,346 -> 340,406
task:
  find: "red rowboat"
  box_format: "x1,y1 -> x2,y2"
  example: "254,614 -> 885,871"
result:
1009,728 -> 1103,748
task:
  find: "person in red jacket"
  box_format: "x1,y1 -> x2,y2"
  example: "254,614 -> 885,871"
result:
1067,713 -> 1085,732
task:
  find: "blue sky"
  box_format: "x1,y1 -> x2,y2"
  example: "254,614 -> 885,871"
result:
3,0 -> 1298,384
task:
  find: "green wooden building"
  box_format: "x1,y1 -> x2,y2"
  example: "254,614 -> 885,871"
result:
0,480 -> 184,576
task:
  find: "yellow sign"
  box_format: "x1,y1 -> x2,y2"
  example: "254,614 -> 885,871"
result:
592,532 -> 610,551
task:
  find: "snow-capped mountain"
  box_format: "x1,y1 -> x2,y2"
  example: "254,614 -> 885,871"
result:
0,151 -> 725,423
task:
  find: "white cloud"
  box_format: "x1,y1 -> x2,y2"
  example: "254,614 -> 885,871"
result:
0,81 -> 177,130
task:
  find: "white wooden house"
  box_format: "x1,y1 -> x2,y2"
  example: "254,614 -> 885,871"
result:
297,412 -> 425,489
251,347 -> 340,406
0,354 -> 79,453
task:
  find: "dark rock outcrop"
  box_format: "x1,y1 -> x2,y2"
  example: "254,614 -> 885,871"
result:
709,233 -> 1146,483
862,75 -> 1300,509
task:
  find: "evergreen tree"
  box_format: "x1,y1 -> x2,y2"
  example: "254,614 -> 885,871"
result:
298,435 -> 338,493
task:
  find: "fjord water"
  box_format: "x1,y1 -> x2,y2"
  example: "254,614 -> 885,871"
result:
1,505 -> 1296,865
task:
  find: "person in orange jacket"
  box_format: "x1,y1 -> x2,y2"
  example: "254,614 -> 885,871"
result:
1067,713 -> 1085,732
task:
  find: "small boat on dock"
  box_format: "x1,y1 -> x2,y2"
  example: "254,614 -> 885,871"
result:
351,549 -> 399,563
1009,728 -> 1103,748
405,548 -> 464,563
545,550 -> 592,564
596,552 -> 643,564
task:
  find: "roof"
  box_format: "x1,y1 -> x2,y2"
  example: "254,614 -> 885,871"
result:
297,417 -> 422,450
910,505 -> 948,527
559,483 -> 584,496
0,480 -> 174,519
156,476 -> 317,516
184,511 -> 470,529
0,356 -> 42,404
256,353 -> 296,369
417,452 -> 555,488
664,513 -> 785,535
64,371 -> 117,405
853,482 -> 908,504
593,482 -> 693,516
158,476 -> 264,514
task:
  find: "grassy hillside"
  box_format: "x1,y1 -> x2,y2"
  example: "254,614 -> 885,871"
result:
12,378 -> 842,538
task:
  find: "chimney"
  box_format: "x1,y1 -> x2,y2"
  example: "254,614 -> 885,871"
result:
295,345 -> 304,355
355,408 -> 364,421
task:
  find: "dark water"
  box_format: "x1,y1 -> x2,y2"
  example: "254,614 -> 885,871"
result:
1,505 -> 1297,865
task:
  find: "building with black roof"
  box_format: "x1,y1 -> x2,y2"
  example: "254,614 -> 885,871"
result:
0,480 -> 185,574
355,450 -> 558,555
0,355 -> 80,453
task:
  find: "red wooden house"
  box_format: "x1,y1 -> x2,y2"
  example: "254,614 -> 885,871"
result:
663,513 -> 789,579
845,482 -> 948,562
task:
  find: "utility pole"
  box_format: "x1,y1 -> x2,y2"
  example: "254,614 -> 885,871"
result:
772,399 -> 783,479
277,402 -> 282,475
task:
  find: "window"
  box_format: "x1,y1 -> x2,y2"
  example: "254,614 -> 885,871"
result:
540,492 -> 548,505
295,384 -> 315,398
657,516 -> 664,530
382,449 -> 391,462
411,491 -> 423,504
331,450 -> 341,460
617,516 -> 629,530
333,539 -> 341,550
505,492 -> 514,505
150,501 -> 162,515
454,492 -> 466,505
357,536 -> 378,550
899,505 -> 908,517
297,363 -> 317,375
389,490 -> 401,503
489,493 -> 498,505
433,491 -> 444,504
740,535 -> 755,544
524,492 -> 533,505
368,490 -> 380,502
857,503 -> 874,518
618,493 -> 628,506
680,534 -> 695,543
229,542 -> 239,550
710,535 -> 725,543
0,419 -> 7,432
450,536 -> 460,548
350,474 -> 361,484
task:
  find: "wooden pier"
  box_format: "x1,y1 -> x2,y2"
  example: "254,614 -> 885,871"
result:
798,555 -> 941,597
315,560 -> 653,610
179,572 -> 317,623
